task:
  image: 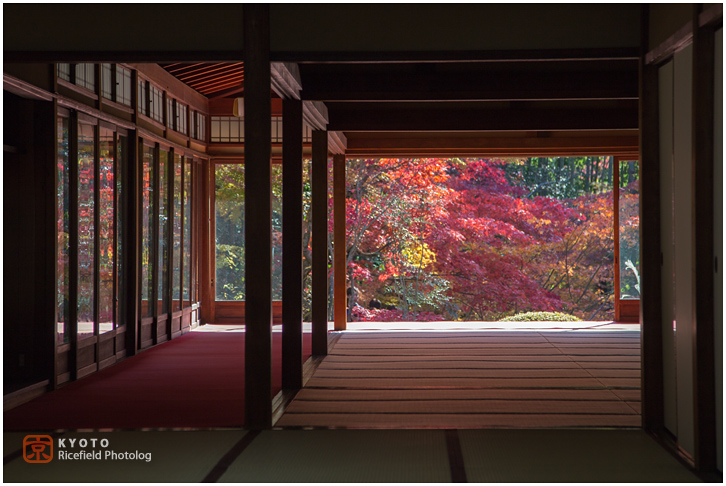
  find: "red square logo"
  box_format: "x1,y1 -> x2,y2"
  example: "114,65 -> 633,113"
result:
23,435 -> 53,463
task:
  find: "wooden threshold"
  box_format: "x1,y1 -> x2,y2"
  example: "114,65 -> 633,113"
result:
3,380 -> 51,412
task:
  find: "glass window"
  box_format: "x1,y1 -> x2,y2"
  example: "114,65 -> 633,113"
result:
196,113 -> 206,141
158,149 -> 170,314
58,63 -> 71,82
150,85 -> 163,124
303,123 -> 312,143
116,134 -> 127,328
166,98 -> 174,129
57,114 -> 71,344
75,63 -> 95,92
618,160 -> 640,300
271,164 -> 283,300
211,117 -> 221,141
98,127 -> 115,334
141,145 -> 155,317
138,79 -> 148,116
176,102 -> 187,135
116,65 -> 132,106
183,158 -> 192,306
172,153 -> 183,312
214,163 -> 283,301
210,116 -> 243,142
77,120 -> 96,340
101,63 -> 113,100
271,116 -> 282,143
215,164 -> 245,300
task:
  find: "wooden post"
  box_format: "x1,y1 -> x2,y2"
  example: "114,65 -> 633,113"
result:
199,159 -> 214,324
311,130 -> 328,355
333,153 -> 347,331
68,111 -> 79,381
613,156 -> 621,322
282,98 -> 304,390
691,7 -> 717,474
125,129 -> 139,357
638,4 -> 665,435
243,3 -> 273,430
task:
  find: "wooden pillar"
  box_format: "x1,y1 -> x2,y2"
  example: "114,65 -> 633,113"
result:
638,3 -> 665,435
311,130 -> 328,355
333,153 -> 347,331
199,159 -> 215,324
282,98 -> 304,390
691,7 -> 717,474
125,129 -> 140,357
243,3 -> 273,430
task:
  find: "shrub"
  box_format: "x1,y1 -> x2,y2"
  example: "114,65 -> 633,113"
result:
500,311 -> 581,322
350,305 -> 445,322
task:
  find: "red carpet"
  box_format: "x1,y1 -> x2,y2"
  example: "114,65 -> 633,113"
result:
4,330 -> 312,430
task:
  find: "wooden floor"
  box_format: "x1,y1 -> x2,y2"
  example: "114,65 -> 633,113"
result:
278,328 -> 642,428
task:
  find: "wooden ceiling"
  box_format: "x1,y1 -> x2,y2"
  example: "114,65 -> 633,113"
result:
163,54 -> 640,156
160,62 -> 244,98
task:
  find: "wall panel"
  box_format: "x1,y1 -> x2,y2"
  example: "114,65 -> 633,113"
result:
658,59 -> 678,436
673,43 -> 695,458
714,27 -> 723,475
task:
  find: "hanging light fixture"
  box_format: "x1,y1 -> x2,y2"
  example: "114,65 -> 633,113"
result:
233,97 -> 244,117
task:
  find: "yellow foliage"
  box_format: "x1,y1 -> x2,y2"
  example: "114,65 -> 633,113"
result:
401,241 -> 436,268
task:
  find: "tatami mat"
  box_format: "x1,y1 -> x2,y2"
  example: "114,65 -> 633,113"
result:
3,430 -> 247,483
218,430 -> 451,483
4,428 -> 699,483
459,429 -> 699,482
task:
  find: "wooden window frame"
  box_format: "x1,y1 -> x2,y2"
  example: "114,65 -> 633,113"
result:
613,155 -> 641,323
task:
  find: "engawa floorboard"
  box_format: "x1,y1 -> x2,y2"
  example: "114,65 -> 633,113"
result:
279,329 -> 642,429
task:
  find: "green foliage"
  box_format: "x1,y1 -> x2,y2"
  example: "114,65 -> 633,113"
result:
500,311 -> 582,322
501,156 -> 618,199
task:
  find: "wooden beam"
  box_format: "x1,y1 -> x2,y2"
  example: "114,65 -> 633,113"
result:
691,8 -> 717,474
328,131 -> 347,155
271,47 -> 641,64
311,130 -> 329,355
282,98 -> 304,390
243,3 -> 273,430
303,100 -> 328,130
699,3 -> 722,28
645,21 -> 694,66
326,101 -> 639,132
333,153 -> 347,331
173,63 -> 243,82
299,64 -> 638,102
344,131 -> 639,157
271,62 -> 302,100
208,84 -> 245,100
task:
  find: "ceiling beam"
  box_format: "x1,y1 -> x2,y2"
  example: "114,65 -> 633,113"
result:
326,101 -> 639,131
328,131 -> 347,154
208,84 -> 246,100
178,64 -> 244,82
303,100 -> 329,130
271,47 -> 640,64
300,65 -> 638,102
270,62 -> 302,99
343,131 -> 639,157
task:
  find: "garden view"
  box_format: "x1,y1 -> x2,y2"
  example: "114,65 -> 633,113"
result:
215,157 -> 640,322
